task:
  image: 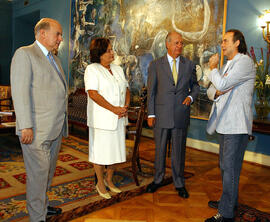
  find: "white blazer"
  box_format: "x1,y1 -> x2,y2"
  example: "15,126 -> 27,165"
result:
84,63 -> 128,130
207,53 -> 255,135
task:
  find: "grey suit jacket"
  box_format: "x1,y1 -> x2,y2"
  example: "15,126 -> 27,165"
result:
11,42 -> 68,141
147,55 -> 200,129
206,53 -> 255,135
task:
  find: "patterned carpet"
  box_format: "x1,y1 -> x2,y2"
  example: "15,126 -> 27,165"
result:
1,134 -> 269,222
236,204 -> 270,222
0,135 -> 172,222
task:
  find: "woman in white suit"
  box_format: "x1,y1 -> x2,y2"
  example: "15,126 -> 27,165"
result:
84,38 -> 130,199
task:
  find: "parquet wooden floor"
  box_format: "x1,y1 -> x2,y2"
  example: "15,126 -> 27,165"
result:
71,136 -> 270,222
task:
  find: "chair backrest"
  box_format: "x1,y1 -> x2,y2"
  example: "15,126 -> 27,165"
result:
0,86 -> 13,111
68,88 -> 87,127
126,88 -> 147,186
132,88 -> 147,154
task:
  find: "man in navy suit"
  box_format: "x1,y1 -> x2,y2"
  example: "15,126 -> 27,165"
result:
146,31 -> 199,198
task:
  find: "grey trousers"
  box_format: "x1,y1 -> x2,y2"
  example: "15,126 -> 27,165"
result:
153,127 -> 187,188
218,134 -> 248,218
20,132 -> 63,222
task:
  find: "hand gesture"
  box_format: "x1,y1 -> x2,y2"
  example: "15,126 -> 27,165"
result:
215,88 -> 231,99
182,96 -> 192,106
209,53 -> 219,70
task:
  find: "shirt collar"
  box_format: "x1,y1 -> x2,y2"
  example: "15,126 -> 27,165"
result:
227,53 -> 241,62
232,53 -> 241,61
167,53 -> 180,63
36,40 -> 49,57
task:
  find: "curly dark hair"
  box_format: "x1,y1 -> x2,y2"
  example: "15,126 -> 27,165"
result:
227,29 -> 247,54
89,37 -> 110,63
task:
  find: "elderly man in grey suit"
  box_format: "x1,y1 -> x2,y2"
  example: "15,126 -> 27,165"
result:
205,29 -> 255,222
10,18 -> 68,222
146,31 -> 199,198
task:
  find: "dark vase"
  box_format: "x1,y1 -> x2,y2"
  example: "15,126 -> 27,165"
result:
255,100 -> 270,119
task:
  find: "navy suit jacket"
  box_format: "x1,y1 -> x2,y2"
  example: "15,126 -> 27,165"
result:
147,55 -> 200,129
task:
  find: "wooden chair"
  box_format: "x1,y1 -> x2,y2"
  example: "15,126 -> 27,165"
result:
68,88 -> 87,129
0,98 -> 15,128
0,98 -> 13,110
0,85 -> 13,111
126,88 -> 147,186
94,88 -> 147,187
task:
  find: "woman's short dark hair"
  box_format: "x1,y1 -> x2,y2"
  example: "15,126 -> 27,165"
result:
90,37 -> 110,63
227,29 -> 247,54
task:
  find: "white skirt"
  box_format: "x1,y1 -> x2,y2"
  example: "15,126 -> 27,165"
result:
88,119 -> 126,165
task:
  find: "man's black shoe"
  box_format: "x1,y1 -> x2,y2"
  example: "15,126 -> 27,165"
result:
47,206 -> 62,216
205,213 -> 234,222
145,182 -> 163,193
176,187 -> 189,198
208,200 -> 219,209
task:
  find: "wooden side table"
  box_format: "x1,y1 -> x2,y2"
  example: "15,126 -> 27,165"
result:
0,111 -> 15,133
252,117 -> 270,134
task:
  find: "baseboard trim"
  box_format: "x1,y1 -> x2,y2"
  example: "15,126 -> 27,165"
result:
187,138 -> 270,167
141,129 -> 270,167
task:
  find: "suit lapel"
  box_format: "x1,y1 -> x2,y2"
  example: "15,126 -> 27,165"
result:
176,56 -> 185,86
33,43 -> 51,69
222,53 -> 241,76
161,56 -> 174,84
227,54 -> 241,72
33,43 -> 66,91
52,54 -> 67,90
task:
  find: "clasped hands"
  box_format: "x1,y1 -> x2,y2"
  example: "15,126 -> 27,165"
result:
113,105 -> 129,119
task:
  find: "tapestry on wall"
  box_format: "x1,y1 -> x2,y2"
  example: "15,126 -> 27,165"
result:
69,0 -> 226,119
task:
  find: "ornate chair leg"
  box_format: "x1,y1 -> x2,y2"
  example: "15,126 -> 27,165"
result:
132,161 -> 139,186
94,173 -> 97,185
136,156 -> 142,172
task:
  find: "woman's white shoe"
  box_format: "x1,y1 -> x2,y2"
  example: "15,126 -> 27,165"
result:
104,179 -> 122,193
96,185 -> 111,199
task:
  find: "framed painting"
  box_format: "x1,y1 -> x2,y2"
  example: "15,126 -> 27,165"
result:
69,0 -> 228,119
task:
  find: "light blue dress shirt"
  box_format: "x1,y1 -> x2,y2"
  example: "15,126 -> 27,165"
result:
36,40 -> 49,57
36,40 -> 60,72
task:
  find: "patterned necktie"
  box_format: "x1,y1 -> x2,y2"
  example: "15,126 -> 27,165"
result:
172,59 -> 178,84
47,52 -> 66,88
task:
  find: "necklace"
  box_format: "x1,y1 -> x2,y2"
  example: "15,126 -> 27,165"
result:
101,64 -> 111,70
108,68 -> 113,75
105,66 -> 112,74
100,63 -> 112,74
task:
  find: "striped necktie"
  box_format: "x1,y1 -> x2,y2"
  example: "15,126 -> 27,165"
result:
172,59 -> 178,84
47,52 -> 66,87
